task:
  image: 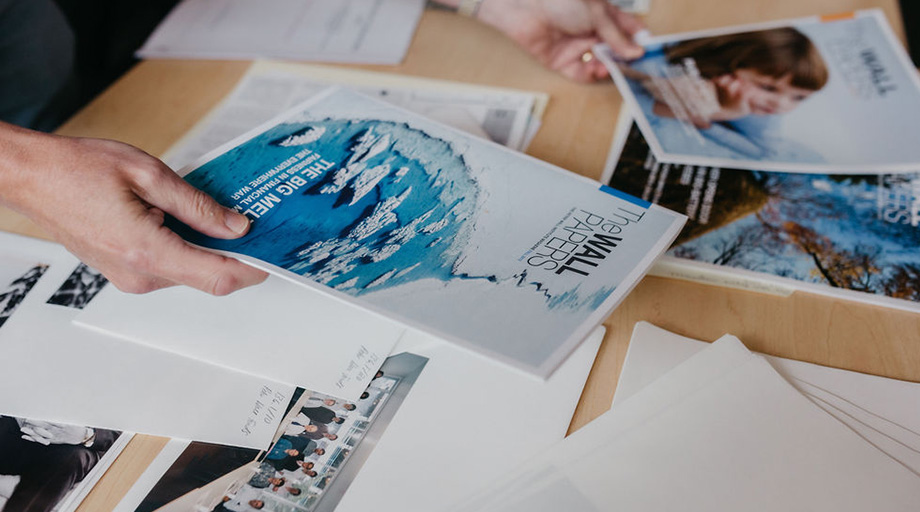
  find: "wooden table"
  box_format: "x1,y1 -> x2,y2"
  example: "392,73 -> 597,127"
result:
0,1 -> 915,509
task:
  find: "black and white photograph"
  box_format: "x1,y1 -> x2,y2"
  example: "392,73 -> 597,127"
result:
0,415 -> 130,512
45,263 -> 109,310
0,260 -> 47,330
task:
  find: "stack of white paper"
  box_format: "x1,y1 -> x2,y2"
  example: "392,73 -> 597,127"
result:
459,322 -> 920,511
138,0 -> 426,65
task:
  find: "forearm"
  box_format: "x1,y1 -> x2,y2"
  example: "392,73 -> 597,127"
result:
0,121 -> 50,214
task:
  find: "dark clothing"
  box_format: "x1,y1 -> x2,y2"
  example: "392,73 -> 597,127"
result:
0,416 -> 118,512
0,0 -> 73,129
300,406 -> 336,424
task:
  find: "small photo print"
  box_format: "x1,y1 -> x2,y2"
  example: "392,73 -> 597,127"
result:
0,263 -> 48,329
0,415 -> 126,512
133,353 -> 428,512
601,11 -> 920,173
46,264 -> 108,310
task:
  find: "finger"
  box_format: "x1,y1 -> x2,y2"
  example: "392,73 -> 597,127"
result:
147,230 -> 269,295
129,162 -> 252,240
549,38 -> 603,83
590,1 -> 643,59
607,4 -> 647,37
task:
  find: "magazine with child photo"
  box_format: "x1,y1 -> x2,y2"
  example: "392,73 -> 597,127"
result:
599,10 -> 920,174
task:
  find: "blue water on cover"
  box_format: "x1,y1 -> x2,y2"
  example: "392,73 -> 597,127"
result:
173,118 -> 482,295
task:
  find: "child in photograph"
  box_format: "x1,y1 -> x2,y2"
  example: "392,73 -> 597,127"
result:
622,27 -> 830,161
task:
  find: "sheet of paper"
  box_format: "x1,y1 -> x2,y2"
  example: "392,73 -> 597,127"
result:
114,327 -> 604,512
162,61 -> 545,170
615,322 -> 920,475
138,0 -> 426,65
0,232 -> 294,449
602,108 -> 920,312
599,9 -> 920,174
169,86 -> 686,377
76,274 -> 402,401
0,415 -> 132,512
463,337 -> 920,511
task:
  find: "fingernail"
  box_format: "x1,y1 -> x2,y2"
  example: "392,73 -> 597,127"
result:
225,210 -> 250,235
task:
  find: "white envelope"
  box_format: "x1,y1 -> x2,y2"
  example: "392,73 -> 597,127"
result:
616,322 -> 920,474
464,337 -> 920,511
0,233 -> 293,448
77,275 -> 402,401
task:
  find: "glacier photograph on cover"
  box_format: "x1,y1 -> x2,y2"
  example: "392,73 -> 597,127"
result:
605,118 -> 920,310
600,10 -> 920,174
170,88 -> 684,376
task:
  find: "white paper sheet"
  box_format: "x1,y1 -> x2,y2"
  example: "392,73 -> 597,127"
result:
615,322 -> 920,475
463,337 -> 920,511
76,275 -> 403,401
138,0 -> 426,65
161,61 -> 545,170
115,327 -> 604,512
0,233 -> 294,449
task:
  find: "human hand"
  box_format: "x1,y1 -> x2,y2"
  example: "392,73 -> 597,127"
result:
18,419 -> 92,446
0,123 -> 268,295
474,0 -> 646,82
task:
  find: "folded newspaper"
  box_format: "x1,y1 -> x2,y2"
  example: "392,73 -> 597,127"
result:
168,87 -> 686,377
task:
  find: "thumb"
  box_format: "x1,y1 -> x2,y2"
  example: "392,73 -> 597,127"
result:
132,162 -> 252,239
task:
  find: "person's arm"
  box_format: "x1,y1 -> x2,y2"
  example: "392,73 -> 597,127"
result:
0,122 -> 268,295
432,0 -> 645,83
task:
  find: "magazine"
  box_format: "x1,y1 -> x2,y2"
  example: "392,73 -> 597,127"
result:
602,110 -> 920,311
168,87 -> 686,377
0,415 -> 131,512
598,10 -> 920,174
115,327 -> 605,512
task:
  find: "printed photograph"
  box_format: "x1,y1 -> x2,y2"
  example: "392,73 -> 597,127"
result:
0,261 -> 48,329
608,120 -> 920,305
46,264 -> 109,310
133,353 -> 428,512
602,11 -> 920,173
0,415 -> 127,512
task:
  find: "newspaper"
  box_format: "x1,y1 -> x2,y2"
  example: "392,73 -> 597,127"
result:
163,61 -> 548,170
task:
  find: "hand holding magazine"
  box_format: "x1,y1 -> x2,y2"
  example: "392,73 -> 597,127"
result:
167,87 -> 685,377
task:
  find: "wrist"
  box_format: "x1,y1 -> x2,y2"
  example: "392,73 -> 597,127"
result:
0,122 -> 54,213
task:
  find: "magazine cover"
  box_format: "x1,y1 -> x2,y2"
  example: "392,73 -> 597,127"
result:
603,111 -> 920,311
170,87 -> 685,377
0,415 -> 131,512
598,10 -> 920,174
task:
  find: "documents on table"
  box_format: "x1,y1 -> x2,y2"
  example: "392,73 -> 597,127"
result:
616,322 -> 920,475
161,61 -> 549,170
0,232 -> 298,449
138,0 -> 426,65
114,328 -> 604,512
458,323 -> 920,511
